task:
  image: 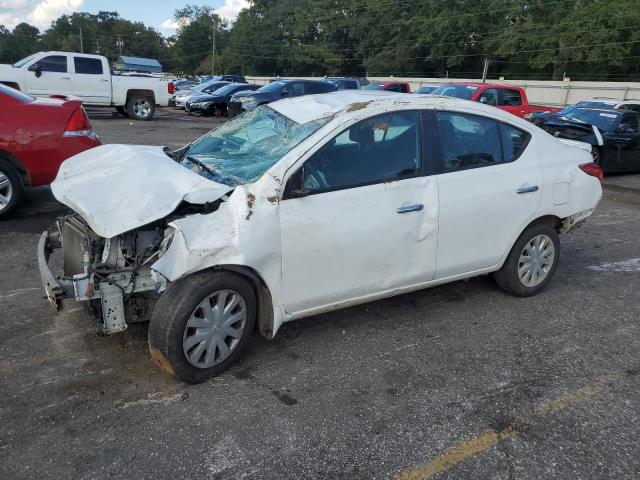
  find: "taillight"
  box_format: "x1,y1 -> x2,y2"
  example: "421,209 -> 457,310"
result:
63,107 -> 92,137
168,82 -> 175,95
579,163 -> 604,187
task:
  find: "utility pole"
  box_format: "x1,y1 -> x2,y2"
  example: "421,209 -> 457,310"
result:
481,57 -> 489,83
211,20 -> 217,76
116,35 -> 124,57
79,27 -> 83,53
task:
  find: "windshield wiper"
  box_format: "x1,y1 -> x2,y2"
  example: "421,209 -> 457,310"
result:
184,155 -> 219,177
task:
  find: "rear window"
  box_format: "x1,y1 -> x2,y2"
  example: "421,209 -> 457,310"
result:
74,57 -> 103,75
364,84 -> 384,90
431,85 -> 479,100
563,109 -> 621,132
0,83 -> 34,102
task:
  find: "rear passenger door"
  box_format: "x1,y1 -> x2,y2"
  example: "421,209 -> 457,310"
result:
433,110 -> 542,278
71,56 -> 110,104
498,89 -> 527,117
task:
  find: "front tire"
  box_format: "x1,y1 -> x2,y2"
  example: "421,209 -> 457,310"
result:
493,223 -> 560,296
148,270 -> 256,383
0,158 -> 24,219
115,106 -> 129,117
126,95 -> 155,121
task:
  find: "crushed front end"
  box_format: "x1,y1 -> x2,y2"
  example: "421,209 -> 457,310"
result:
38,214 -> 168,334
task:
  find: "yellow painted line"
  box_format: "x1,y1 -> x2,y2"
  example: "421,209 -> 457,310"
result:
393,372 -> 624,480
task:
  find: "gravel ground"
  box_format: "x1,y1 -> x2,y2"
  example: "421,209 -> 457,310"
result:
0,108 -> 639,480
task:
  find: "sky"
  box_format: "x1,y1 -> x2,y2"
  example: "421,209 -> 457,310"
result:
0,0 -> 250,33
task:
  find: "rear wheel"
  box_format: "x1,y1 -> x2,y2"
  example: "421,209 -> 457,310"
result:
148,270 -> 256,383
493,223 -> 560,296
0,158 -> 24,219
126,95 -> 155,121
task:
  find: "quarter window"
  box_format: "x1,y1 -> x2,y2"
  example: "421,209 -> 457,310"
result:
74,57 -> 103,75
500,89 -> 523,106
300,111 -> 421,192
32,55 -> 67,73
500,123 -> 530,161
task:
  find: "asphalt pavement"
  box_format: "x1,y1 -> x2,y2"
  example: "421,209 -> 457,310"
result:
0,108 -> 639,480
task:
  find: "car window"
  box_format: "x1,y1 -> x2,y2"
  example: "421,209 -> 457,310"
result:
74,57 -> 103,75
500,89 -> 523,106
431,85 -> 479,100
500,123 -> 531,161
621,104 -> 640,113
303,82 -> 327,94
33,55 -> 67,73
478,88 -> 498,106
619,114 -> 639,133
386,84 -> 404,93
287,82 -> 304,96
435,112 -> 502,173
300,111 -> 421,193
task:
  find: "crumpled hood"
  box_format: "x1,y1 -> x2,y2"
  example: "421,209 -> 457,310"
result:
52,144 -> 231,238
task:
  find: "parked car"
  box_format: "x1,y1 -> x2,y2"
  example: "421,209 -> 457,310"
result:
185,83 -> 261,116
326,77 -> 360,90
174,79 -> 199,91
174,81 -> 231,109
227,79 -> 338,117
364,81 -> 411,93
527,99 -> 640,125
0,51 -> 174,120
431,83 -> 560,119
39,91 -> 602,382
0,84 -> 100,217
540,107 -> 640,172
415,85 -> 441,94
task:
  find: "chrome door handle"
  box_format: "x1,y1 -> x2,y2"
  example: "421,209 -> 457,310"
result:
517,185 -> 539,194
397,203 -> 424,214
99,79 -> 109,82
61,76 -> 71,79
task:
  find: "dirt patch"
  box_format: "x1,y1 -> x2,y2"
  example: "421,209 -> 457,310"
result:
246,193 -> 256,220
346,101 -> 373,112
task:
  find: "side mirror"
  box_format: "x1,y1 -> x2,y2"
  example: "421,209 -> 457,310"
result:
29,64 -> 42,78
479,97 -> 488,104
283,167 -> 309,199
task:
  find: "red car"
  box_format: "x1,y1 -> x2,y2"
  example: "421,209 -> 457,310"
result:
431,82 -> 560,118
364,81 -> 412,93
0,84 -> 101,217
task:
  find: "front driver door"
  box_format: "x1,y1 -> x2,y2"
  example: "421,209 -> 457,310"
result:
279,110 -> 439,315
25,55 -> 73,97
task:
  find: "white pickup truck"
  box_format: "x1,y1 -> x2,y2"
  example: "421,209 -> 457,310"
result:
0,51 -> 174,120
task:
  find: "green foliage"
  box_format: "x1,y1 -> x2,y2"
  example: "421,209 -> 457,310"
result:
1,0 -> 639,80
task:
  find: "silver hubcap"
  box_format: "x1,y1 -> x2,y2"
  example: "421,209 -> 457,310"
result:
133,99 -> 151,118
0,171 -> 13,212
183,289 -> 247,369
518,234 -> 555,287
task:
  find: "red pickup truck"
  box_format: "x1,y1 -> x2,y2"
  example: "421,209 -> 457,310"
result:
431,82 -> 559,118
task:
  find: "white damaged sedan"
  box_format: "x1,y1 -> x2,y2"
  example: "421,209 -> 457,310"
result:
39,91 -> 603,382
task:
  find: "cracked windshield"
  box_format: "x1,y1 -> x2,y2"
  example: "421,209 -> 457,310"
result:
181,105 -> 330,187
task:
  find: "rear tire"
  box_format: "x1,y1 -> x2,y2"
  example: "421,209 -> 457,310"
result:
493,223 -> 560,297
0,158 -> 24,219
126,95 -> 155,121
148,270 -> 256,383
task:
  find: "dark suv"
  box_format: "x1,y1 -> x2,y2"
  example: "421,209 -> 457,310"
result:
228,79 -> 338,117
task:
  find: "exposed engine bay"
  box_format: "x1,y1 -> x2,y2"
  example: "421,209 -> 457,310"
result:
40,199 -> 225,334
